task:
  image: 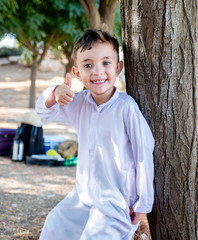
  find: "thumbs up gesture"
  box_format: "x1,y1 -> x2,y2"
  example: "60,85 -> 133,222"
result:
55,73 -> 75,106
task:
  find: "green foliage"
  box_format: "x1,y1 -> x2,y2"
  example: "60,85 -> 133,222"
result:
20,48 -> 33,66
0,47 -> 22,57
51,0 -> 88,45
0,0 -> 121,63
0,0 -> 121,108
0,0 -> 121,56
0,0 -> 88,56
113,3 -> 122,46
0,0 -> 18,27
50,46 -> 64,60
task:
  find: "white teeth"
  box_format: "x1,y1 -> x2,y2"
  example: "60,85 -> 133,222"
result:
92,79 -> 106,83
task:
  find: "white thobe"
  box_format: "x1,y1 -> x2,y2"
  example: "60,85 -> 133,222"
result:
36,87 -> 155,240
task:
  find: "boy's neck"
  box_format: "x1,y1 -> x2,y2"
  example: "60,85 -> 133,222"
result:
91,87 -> 116,106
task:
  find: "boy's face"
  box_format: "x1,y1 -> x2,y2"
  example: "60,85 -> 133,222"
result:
72,42 -> 123,105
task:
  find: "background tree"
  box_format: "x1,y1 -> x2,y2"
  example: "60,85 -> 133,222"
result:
58,0 -> 122,74
0,0 -> 121,107
78,0 -> 119,34
0,0 -> 57,108
0,0 -> 87,108
120,0 -> 198,239
50,0 -> 88,74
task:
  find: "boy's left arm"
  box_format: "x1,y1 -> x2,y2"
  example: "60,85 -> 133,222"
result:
126,104 -> 155,222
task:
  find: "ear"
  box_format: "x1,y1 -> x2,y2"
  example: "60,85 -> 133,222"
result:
116,61 -> 123,76
72,66 -> 80,79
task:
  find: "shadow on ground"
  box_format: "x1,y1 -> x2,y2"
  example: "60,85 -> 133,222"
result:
0,157 -> 76,240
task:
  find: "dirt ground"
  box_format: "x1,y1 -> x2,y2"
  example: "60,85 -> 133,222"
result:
0,63 -> 151,240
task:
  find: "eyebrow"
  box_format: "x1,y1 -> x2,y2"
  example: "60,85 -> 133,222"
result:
81,56 -> 113,63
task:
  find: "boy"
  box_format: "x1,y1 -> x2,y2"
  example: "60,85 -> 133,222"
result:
36,29 -> 154,240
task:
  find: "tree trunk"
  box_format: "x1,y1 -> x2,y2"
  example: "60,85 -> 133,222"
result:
28,33 -> 55,108
99,0 -> 119,34
78,0 -> 101,29
64,58 -> 74,76
63,46 -> 74,75
120,1 -> 198,240
29,54 -> 38,108
78,0 -> 118,34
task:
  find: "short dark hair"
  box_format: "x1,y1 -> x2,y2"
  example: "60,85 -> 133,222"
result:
73,29 -> 120,65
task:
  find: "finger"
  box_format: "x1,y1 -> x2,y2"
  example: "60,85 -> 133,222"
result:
132,214 -> 143,225
65,73 -> 72,88
65,89 -> 75,99
58,99 -> 70,106
63,95 -> 73,103
56,94 -> 73,105
132,216 -> 139,225
132,220 -> 138,225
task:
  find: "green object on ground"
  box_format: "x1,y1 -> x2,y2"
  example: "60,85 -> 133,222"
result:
64,157 -> 77,166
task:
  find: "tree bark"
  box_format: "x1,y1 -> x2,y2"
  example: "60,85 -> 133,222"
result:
64,57 -> 74,76
29,54 -> 38,108
63,44 -> 74,75
120,1 -> 198,240
78,0 -> 101,29
78,0 -> 118,34
27,32 -> 56,108
99,0 -> 119,33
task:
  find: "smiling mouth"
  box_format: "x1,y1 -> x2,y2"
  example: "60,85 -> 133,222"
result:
91,79 -> 107,84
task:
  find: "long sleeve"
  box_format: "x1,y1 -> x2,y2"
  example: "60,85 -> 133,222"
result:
35,86 -> 82,128
125,100 -> 155,213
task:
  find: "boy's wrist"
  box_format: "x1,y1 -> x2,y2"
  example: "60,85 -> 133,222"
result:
45,86 -> 58,108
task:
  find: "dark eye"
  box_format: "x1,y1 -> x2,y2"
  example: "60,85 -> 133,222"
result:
84,64 -> 92,68
103,61 -> 111,66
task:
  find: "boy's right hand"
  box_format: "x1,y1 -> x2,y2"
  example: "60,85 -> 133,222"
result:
55,73 -> 75,106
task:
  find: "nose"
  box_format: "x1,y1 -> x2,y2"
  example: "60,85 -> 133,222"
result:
92,64 -> 104,76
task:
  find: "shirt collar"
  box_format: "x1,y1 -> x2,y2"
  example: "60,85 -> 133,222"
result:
87,87 -> 119,112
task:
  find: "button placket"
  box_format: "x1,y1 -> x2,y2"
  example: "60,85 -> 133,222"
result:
88,109 -> 99,159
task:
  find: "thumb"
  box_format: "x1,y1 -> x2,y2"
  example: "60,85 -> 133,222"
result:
65,73 -> 72,88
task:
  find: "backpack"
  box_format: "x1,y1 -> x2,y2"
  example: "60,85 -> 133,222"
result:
12,123 -> 44,161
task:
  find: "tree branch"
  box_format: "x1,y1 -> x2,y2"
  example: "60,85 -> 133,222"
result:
37,30 -> 56,65
99,0 -> 118,17
98,0 -> 119,33
19,38 -> 36,54
78,0 -> 90,17
78,0 -> 100,27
